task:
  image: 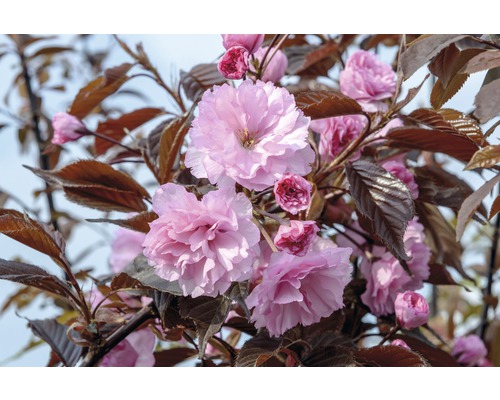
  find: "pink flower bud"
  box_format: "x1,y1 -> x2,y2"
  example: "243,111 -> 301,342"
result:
394,291 -> 429,329
51,112 -> 87,145
221,34 -> 264,55
452,334 -> 489,366
217,46 -> 249,80
250,46 -> 288,83
390,339 -> 411,350
274,220 -> 319,257
274,173 -> 312,215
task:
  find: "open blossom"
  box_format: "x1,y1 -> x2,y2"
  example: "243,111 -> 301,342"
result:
51,112 -> 88,145
143,183 -> 260,298
274,220 -> 319,256
247,242 -> 352,337
340,50 -> 396,112
109,227 -> 147,273
382,159 -> 419,199
310,115 -> 366,162
395,291 -> 429,329
185,80 -> 314,191
360,218 -> 431,316
250,46 -> 288,83
218,46 -> 249,80
391,339 -> 411,350
222,34 -> 264,54
452,335 -> 489,366
274,173 -> 312,214
100,329 -> 156,367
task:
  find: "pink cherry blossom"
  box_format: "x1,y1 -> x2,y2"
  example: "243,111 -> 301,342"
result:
185,80 -> 314,191
274,220 -> 319,256
452,335 -> 489,366
217,46 -> 249,80
142,183 -> 260,298
247,244 -> 352,337
250,46 -> 288,83
390,339 -> 411,350
51,112 -> 88,145
394,291 -> 429,329
274,173 -> 312,215
340,50 -> 396,112
100,329 -> 156,367
360,218 -> 431,316
310,115 -> 366,162
222,34 -> 264,54
109,227 -> 147,273
382,159 -> 419,199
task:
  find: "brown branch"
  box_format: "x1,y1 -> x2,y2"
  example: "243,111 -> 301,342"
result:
80,304 -> 156,367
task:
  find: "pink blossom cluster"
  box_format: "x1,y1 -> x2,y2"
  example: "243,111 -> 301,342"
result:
247,240 -> 352,337
218,35 -> 287,82
340,50 -> 396,112
143,183 -> 260,298
185,80 -> 314,191
338,218 -> 431,316
452,335 -> 492,367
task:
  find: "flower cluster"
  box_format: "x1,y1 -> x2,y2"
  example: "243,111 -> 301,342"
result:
218,34 -> 287,83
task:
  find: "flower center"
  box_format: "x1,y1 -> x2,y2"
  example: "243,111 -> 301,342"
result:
237,128 -> 256,150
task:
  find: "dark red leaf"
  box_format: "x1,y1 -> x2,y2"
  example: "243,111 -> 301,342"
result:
386,127 -> 479,163
401,35 -> 467,79
236,332 -> 282,367
69,63 -> 134,119
28,319 -> 82,367
474,78 -> 500,123
466,145 -> 500,170
457,173 -> 500,240
154,347 -> 197,367
180,63 -> 226,102
346,160 -> 415,262
295,90 -> 363,120
355,345 -> 429,367
86,211 -> 157,233
95,107 -> 164,155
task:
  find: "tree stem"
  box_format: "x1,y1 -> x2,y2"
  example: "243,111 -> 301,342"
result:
18,50 -> 59,231
480,193 -> 500,339
80,305 -> 155,367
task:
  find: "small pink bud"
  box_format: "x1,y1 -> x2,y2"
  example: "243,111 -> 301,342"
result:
274,173 -> 312,215
250,46 -> 288,83
274,220 -> 319,257
390,339 -> 411,350
217,46 -> 249,80
51,112 -> 87,145
394,291 -> 429,329
221,34 -> 264,55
